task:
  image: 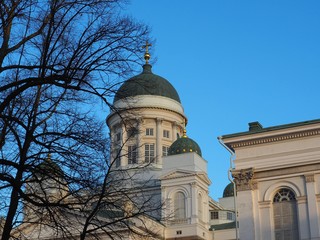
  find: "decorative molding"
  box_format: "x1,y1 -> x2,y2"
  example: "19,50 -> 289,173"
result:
228,129 -> 320,149
259,200 -> 271,209
232,168 -> 255,191
296,196 -> 307,204
255,163 -> 320,180
305,174 -> 315,183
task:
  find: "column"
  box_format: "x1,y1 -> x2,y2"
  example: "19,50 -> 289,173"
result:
172,121 -> 177,141
305,174 -> 320,239
190,182 -> 197,224
232,168 -> 256,240
156,118 -> 162,164
136,118 -> 142,163
121,123 -> 127,166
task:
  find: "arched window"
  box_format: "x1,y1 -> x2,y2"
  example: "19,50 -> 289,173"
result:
273,188 -> 299,240
174,192 -> 186,219
198,194 -> 203,221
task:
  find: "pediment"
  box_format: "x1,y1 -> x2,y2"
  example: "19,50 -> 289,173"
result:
160,170 -> 211,185
160,169 -> 196,180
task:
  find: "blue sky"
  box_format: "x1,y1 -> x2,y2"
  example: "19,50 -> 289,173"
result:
125,1 -> 320,199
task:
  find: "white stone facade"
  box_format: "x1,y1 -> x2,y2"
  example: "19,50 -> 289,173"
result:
221,120 -> 320,240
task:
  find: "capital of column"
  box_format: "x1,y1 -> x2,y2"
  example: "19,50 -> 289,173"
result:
191,182 -> 197,188
232,167 -> 255,191
156,118 -> 163,124
305,174 -> 315,183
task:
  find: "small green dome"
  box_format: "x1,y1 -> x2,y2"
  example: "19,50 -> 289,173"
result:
36,156 -> 64,179
168,131 -> 202,157
223,183 -> 235,198
114,64 -> 181,103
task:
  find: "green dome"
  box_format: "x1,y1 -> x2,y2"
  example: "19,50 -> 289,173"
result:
223,183 -> 235,198
36,156 -> 64,179
114,64 -> 181,103
168,132 -> 202,157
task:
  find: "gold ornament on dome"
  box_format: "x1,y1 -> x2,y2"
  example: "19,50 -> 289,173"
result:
142,40 -> 152,64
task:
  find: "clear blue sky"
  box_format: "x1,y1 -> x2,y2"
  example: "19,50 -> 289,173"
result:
125,0 -> 320,199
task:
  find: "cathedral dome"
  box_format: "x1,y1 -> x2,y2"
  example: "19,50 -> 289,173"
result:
114,64 -> 181,103
36,155 -> 64,179
168,130 -> 202,156
223,182 -> 235,198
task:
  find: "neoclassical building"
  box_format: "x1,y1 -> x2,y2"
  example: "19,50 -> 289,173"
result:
106,48 -> 236,239
11,46 -> 320,240
220,119 -> 320,240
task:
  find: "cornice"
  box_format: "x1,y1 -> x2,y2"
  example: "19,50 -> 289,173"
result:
107,106 -> 187,125
228,128 -> 320,149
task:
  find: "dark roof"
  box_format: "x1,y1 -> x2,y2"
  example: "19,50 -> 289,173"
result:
168,132 -> 202,157
114,64 -> 181,103
221,118 -> 320,139
223,182 -> 235,198
210,221 -> 236,231
36,157 -> 64,179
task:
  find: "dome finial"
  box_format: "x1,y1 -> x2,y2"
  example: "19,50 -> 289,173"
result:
142,40 -> 152,64
182,119 -> 187,138
183,128 -> 187,138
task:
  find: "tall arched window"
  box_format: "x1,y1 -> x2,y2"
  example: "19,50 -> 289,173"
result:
198,194 -> 203,221
174,192 -> 186,219
273,188 -> 299,240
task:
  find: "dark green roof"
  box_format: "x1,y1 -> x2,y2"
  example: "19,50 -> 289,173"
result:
221,118 -> 320,139
37,157 -> 64,179
223,183 -> 235,198
168,133 -> 202,157
114,64 -> 181,103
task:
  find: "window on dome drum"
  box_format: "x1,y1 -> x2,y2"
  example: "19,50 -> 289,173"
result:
163,130 -> 170,138
128,145 -> 137,164
211,211 -> 219,220
114,148 -> 121,167
116,132 -> 121,142
174,192 -> 186,220
162,146 -> 169,156
127,127 -> 138,139
146,128 -> 154,136
144,144 -> 155,163
273,188 -> 299,240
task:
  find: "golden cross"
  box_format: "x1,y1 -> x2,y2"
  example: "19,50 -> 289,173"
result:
142,40 -> 152,63
142,40 -> 152,53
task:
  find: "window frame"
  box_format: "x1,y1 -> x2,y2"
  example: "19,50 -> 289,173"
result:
146,128 -> 154,136
145,143 -> 155,163
128,145 -> 138,164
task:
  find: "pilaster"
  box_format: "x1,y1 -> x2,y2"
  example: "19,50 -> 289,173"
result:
232,168 -> 256,240
305,174 -> 320,238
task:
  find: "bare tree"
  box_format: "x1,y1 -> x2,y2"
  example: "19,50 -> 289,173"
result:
0,1 -> 161,239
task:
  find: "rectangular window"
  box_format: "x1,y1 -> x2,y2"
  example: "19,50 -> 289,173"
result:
211,211 -> 219,220
163,130 -> 170,138
114,148 -> 121,167
146,128 -> 154,136
116,132 -> 121,142
227,212 -> 233,220
145,144 -> 155,163
128,145 -> 137,164
162,146 -> 169,156
127,127 -> 138,139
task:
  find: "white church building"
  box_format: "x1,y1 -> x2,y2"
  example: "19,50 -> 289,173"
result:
12,48 -> 320,240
